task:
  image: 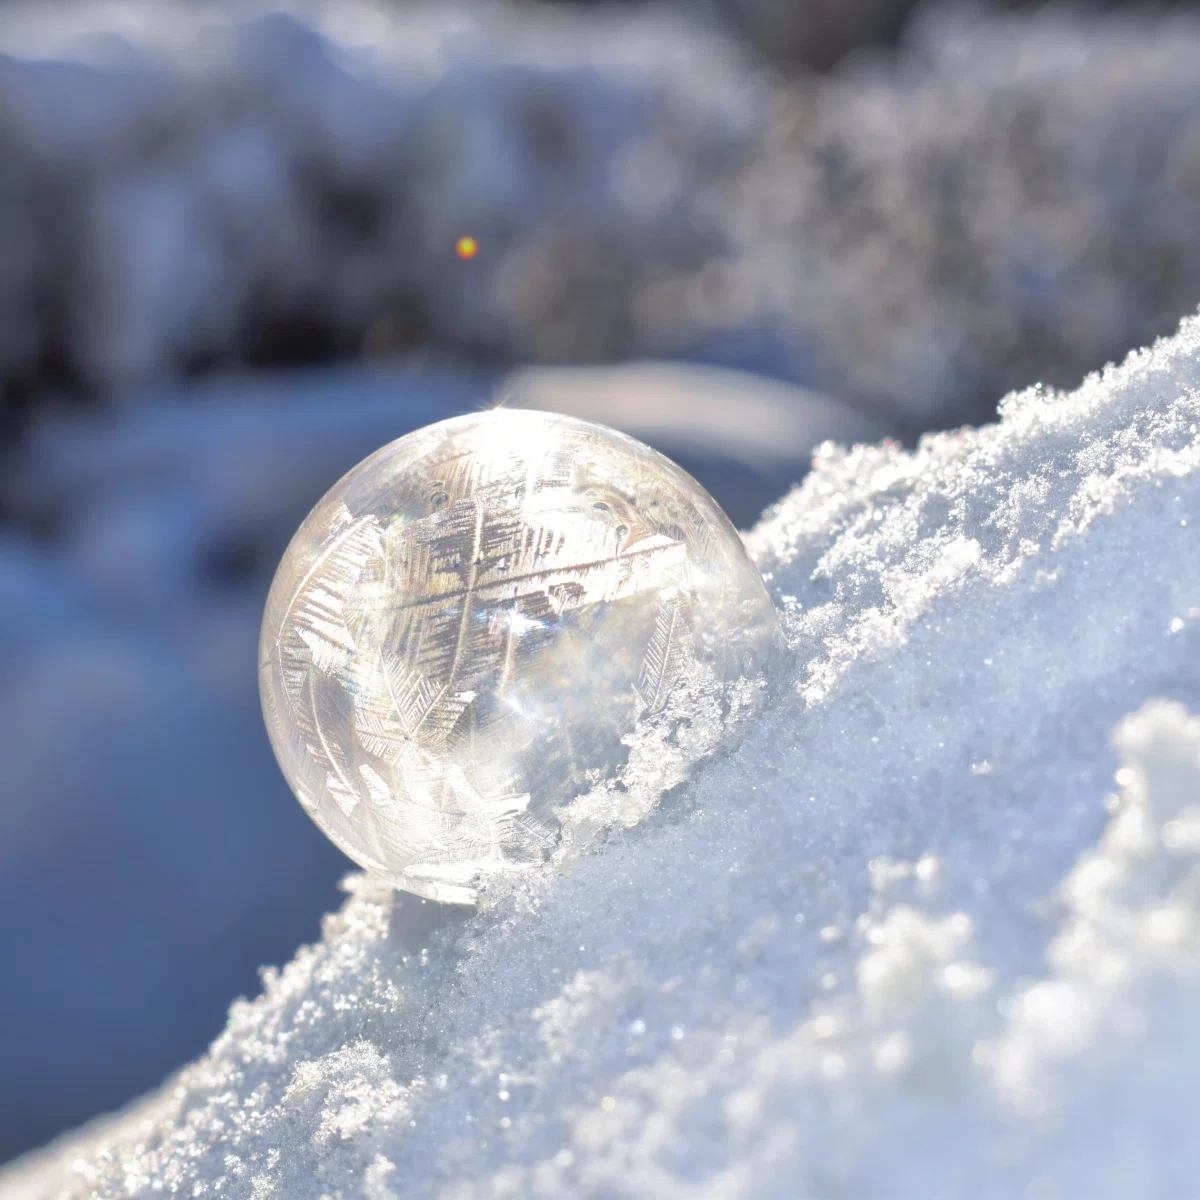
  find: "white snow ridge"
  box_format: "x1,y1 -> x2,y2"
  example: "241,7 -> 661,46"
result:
9,315 -> 1200,1198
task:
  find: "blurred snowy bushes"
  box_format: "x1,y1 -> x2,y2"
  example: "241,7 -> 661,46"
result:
3,2 -> 1200,427
706,0 -> 922,67
0,1 -> 758,403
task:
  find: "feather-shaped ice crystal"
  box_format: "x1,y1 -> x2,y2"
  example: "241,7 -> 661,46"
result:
259,410 -> 779,903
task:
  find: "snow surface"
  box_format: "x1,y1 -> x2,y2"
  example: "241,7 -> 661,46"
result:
0,360 -> 854,1161
8,310 -> 1200,1196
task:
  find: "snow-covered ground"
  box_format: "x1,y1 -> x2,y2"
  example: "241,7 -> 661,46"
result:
0,360 -> 856,1164
7,307 -> 1200,1196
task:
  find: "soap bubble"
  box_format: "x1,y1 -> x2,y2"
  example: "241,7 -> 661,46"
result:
260,410 -> 780,903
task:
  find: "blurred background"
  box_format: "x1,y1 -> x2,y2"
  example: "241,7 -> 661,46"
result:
4,0 -> 1200,1166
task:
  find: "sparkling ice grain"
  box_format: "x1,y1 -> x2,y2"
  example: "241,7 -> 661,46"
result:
259,410 -> 779,903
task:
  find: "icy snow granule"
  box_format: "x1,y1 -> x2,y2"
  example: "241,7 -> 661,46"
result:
8,315 -> 1200,1197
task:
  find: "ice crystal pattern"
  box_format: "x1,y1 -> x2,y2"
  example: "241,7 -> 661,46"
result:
260,410 -> 779,903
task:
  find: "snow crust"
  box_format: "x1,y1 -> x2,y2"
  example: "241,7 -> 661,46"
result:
8,311 -> 1200,1196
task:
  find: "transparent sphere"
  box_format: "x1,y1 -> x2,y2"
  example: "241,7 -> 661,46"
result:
260,410 -> 779,903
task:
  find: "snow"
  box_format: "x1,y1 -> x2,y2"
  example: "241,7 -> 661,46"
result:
8,308 -> 1200,1196
0,360 -> 850,1163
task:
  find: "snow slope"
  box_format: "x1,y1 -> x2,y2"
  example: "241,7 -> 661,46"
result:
8,317 -> 1200,1197
0,361 -> 860,1162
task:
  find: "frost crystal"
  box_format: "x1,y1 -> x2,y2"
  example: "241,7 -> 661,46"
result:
259,410 -> 779,903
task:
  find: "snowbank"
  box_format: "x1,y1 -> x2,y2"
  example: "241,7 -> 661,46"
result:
0,361 -> 854,1162
8,307 -> 1200,1196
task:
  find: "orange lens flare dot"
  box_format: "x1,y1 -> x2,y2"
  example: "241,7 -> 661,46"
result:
456,236 -> 478,260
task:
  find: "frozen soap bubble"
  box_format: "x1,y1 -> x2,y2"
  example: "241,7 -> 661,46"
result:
260,409 -> 780,903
